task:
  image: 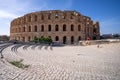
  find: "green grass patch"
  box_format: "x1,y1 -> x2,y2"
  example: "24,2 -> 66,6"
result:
9,59 -> 29,69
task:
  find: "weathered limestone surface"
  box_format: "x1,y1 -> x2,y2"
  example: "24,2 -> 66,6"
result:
10,10 -> 100,44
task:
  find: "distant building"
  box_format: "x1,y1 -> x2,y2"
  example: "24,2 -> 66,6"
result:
0,35 -> 9,41
10,10 -> 100,44
101,34 -> 120,39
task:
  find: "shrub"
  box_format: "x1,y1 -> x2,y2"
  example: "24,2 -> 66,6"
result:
9,59 -> 29,69
32,37 -> 52,44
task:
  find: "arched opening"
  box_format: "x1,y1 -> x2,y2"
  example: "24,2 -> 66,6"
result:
41,25 -> 44,32
23,27 -> 25,32
48,25 -> 51,31
93,28 -> 97,40
93,28 -> 97,33
28,37 -> 31,41
41,14 -> 44,20
28,26 -> 31,32
93,36 -> 97,40
71,24 -> 74,31
34,25 -> 37,32
41,36 -> 44,38
71,36 -> 74,44
55,25 -> 59,31
63,36 -> 66,44
63,24 -> 66,31
28,16 -> 31,22
55,36 -> 59,41
78,36 -> 81,41
78,25 -> 81,31
22,37 -> 25,42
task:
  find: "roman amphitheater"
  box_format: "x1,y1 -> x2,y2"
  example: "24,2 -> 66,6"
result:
1,10 -> 119,80
10,10 -> 100,44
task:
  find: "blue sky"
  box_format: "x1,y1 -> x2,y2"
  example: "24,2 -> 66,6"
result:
0,0 -> 120,35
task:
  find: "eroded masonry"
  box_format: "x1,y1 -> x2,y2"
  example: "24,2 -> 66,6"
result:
10,10 -> 100,44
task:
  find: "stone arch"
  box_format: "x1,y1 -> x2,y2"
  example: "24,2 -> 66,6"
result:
48,24 -> 51,31
71,24 -> 74,31
22,37 -> 25,42
34,25 -> 37,32
78,25 -> 81,31
28,26 -> 31,32
63,36 -> 66,44
55,24 -> 59,31
71,36 -> 74,44
93,28 -> 97,33
55,36 -> 59,41
93,36 -> 97,40
41,36 -> 44,38
23,26 -> 25,32
41,25 -> 44,31
78,36 -> 81,41
28,16 -> 31,22
28,36 -> 31,41
41,14 -> 44,20
63,24 -> 66,31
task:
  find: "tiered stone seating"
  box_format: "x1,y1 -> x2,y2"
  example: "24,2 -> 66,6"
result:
0,42 -> 120,80
0,43 -> 13,58
11,44 -> 23,52
23,45 -> 31,50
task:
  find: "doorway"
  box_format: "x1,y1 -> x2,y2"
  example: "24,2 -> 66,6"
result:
63,36 -> 66,44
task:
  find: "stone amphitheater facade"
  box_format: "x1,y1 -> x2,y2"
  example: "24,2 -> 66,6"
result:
10,10 -> 100,44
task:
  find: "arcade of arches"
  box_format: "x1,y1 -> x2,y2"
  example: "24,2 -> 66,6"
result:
10,10 -> 100,44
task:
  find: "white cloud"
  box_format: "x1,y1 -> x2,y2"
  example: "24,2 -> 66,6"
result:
0,10 -> 18,19
0,0 -> 49,35
0,0 -> 30,12
0,0 -> 30,35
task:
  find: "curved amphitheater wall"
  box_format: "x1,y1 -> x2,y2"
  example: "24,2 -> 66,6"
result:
10,10 -> 100,44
